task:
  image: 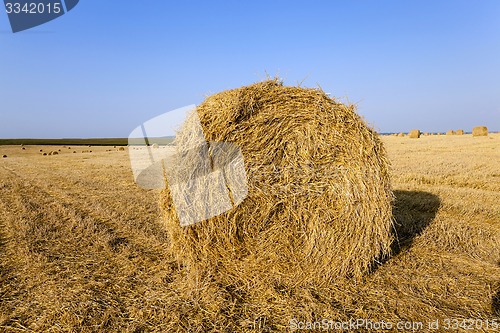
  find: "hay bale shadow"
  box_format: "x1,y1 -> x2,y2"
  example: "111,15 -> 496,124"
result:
493,291 -> 500,316
370,190 -> 440,273
391,190 -> 441,254
493,267 -> 500,316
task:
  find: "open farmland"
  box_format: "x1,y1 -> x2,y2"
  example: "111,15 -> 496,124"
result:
0,134 -> 499,332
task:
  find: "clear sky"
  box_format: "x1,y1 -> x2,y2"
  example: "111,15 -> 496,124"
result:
1,1 -> 499,138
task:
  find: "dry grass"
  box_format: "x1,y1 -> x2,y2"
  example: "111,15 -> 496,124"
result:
0,136 -> 499,331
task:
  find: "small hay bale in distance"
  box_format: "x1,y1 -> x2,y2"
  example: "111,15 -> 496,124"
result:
22,147 -> 26,150
456,129 -> 464,135
161,80 -> 394,288
42,153 -> 47,156
397,132 -> 405,137
2,155 -> 7,158
472,126 -> 488,137
446,130 -> 455,135
151,143 -> 159,149
408,129 -> 421,138
118,147 -> 125,151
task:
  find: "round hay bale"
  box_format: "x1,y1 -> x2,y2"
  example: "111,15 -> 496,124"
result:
161,80 -> 394,288
73,151 -> 76,153
446,130 -> 455,135
456,129 -> 464,135
118,147 -> 125,151
472,126 -> 488,137
42,153 -> 47,156
397,132 -> 405,137
39,149 -> 43,152
2,155 -> 7,158
22,147 -> 26,150
408,129 -> 420,138
152,143 -> 159,149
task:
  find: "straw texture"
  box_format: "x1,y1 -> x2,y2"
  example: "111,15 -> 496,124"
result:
161,80 -> 394,293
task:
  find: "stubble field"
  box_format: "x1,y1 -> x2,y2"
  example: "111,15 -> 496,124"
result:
0,133 -> 499,332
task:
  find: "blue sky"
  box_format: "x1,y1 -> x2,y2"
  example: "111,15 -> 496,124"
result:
1,1 -> 499,138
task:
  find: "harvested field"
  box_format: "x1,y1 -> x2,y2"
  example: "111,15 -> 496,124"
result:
0,133 -> 499,332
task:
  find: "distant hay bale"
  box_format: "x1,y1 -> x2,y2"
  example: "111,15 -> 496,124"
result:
408,129 -> 421,138
49,151 -> 59,155
39,149 -> 43,152
42,153 -> 47,156
472,126 -> 488,137
161,80 -> 394,289
68,147 -> 71,149
398,132 -> 405,137
423,132 -> 429,136
456,129 -> 464,135
152,143 -> 159,149
22,147 -> 26,150
2,155 -> 7,158
446,130 -> 455,135
118,147 -> 125,151
73,151 -> 76,153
